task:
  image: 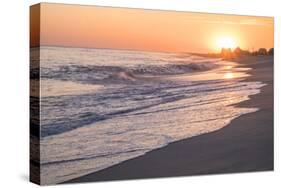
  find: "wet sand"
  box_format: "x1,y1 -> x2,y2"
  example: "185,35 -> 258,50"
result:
64,55 -> 273,184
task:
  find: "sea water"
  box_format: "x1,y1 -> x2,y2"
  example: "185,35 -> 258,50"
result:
30,46 -> 265,184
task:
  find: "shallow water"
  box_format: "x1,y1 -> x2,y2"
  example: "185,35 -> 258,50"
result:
32,46 -> 265,184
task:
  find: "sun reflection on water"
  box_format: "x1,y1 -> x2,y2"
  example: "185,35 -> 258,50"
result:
224,72 -> 234,79
225,65 -> 233,70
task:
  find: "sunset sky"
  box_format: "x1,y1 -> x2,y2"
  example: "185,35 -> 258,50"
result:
31,3 -> 274,53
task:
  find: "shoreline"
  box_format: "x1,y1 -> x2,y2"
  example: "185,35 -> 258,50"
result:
64,55 -> 273,184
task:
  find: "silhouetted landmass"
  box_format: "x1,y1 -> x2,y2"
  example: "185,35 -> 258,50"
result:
207,47 -> 274,60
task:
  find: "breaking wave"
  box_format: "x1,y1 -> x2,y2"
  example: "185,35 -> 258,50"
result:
41,62 -> 219,84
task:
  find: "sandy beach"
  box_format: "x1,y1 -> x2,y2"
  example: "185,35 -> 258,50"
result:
64,55 -> 273,184
29,4 -> 274,185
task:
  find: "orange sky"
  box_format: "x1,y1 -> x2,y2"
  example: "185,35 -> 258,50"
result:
31,3 -> 274,53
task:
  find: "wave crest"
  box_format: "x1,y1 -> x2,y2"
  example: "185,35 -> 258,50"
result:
41,61 -> 219,84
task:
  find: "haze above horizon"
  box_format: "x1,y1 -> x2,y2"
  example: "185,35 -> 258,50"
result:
30,3 -> 274,53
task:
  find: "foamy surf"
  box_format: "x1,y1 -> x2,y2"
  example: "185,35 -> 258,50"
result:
33,46 -> 265,184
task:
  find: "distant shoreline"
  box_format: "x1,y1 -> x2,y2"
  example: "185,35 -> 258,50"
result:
64,55 -> 273,184
31,45 -> 223,55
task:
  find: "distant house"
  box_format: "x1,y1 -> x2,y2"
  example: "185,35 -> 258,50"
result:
258,48 -> 267,55
233,47 -> 250,56
268,48 -> 274,55
233,47 -> 242,56
221,48 -> 232,59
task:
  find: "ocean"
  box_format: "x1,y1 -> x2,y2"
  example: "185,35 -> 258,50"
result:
30,46 -> 265,184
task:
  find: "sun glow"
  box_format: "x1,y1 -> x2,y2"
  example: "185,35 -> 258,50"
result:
217,37 -> 236,50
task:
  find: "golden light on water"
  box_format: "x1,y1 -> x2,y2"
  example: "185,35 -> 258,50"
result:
225,65 -> 233,70
223,66 -> 234,79
224,72 -> 234,79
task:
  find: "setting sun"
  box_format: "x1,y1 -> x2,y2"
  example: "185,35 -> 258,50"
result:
34,3 -> 274,53
217,37 -> 237,50
30,3 -> 274,185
